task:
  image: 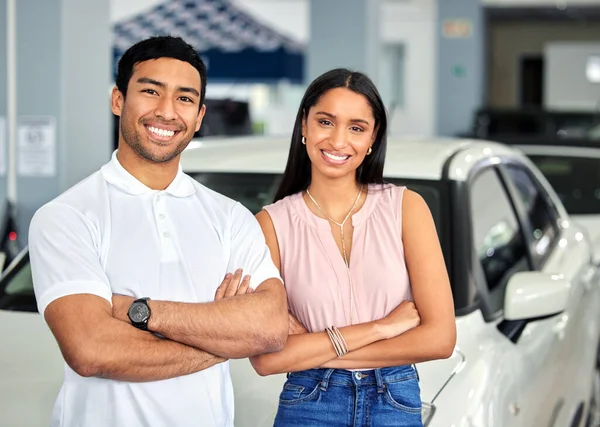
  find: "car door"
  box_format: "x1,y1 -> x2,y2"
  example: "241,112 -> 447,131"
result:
0,249 -> 64,427
467,165 -> 530,427
501,162 -> 598,426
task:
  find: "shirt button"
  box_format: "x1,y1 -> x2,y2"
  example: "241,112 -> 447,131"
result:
163,231 -> 170,238
158,214 -> 165,220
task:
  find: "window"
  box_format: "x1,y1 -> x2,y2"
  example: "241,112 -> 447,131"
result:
470,168 -> 529,304
0,252 -> 36,312
189,172 -> 282,214
527,155 -> 600,215
505,165 -> 559,264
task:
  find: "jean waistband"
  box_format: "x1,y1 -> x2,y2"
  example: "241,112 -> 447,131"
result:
287,365 -> 418,391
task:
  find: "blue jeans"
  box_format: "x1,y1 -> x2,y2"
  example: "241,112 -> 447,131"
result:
273,365 -> 423,427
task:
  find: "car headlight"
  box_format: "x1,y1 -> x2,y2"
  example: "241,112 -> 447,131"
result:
422,401 -> 436,426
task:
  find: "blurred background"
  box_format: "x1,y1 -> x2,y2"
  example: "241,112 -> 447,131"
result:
2,3 -> 600,427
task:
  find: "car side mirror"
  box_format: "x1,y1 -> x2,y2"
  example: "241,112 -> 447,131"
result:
504,271 -> 570,321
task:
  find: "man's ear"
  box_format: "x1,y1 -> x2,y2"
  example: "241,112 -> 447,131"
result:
111,86 -> 124,117
195,104 -> 206,132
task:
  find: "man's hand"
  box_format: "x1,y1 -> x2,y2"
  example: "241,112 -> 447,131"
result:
214,269 -> 253,301
288,312 -> 308,335
112,294 -> 135,323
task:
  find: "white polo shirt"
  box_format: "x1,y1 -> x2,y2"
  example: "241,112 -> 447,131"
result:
29,151 -> 281,427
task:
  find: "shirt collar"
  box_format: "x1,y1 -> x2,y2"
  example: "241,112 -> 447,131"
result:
101,150 -> 195,198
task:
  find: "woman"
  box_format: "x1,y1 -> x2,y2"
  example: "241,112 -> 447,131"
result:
250,68 -> 456,427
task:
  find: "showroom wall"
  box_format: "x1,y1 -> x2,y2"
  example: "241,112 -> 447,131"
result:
544,42 -> 600,110
488,20 -> 600,108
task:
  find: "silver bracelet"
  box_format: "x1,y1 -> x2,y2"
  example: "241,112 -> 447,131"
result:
326,327 -> 345,357
326,326 -> 348,357
331,326 -> 349,356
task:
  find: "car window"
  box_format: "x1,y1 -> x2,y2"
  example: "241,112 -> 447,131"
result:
189,172 -> 282,214
504,165 -> 559,265
5,261 -> 33,294
0,252 -> 36,312
526,155 -> 600,215
470,168 -> 529,310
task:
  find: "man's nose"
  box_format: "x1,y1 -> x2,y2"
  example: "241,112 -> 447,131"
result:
155,97 -> 177,121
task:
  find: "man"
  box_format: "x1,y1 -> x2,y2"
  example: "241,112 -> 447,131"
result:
29,36 -> 288,427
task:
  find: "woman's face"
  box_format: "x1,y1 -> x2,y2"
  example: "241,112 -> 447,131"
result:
302,87 -> 376,181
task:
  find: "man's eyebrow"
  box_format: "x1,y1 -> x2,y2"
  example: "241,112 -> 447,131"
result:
178,86 -> 200,97
137,77 -> 165,87
136,78 -> 200,98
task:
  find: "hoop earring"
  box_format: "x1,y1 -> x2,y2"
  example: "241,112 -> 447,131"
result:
302,136 -> 306,145
367,147 -> 372,155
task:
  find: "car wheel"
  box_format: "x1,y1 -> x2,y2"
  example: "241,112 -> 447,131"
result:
587,351 -> 600,427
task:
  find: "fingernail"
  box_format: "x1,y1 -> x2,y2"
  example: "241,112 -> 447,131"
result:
236,268 -> 243,274
225,273 -> 232,279
243,275 -> 250,281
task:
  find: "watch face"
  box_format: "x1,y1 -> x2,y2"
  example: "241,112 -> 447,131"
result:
129,303 -> 150,323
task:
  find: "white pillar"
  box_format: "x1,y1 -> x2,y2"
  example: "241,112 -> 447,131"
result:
307,0 -> 381,84
5,0 -> 112,243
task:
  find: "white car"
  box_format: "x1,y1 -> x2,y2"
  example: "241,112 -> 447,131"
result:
1,135 -> 599,427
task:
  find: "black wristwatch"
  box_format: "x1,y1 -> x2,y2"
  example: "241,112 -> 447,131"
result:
128,297 -> 151,331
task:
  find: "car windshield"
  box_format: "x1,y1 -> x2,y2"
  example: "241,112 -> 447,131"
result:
527,155 -> 600,215
189,171 -> 449,253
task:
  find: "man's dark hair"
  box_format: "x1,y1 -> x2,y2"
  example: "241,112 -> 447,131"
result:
116,36 -> 207,106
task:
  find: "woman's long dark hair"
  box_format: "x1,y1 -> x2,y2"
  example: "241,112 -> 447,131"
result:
273,68 -> 388,202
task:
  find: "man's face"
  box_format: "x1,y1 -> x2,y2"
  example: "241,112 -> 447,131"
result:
111,57 -> 205,164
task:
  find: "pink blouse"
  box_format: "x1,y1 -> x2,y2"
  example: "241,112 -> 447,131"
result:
264,184 -> 412,333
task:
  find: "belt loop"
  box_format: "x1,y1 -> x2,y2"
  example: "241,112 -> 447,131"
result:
319,369 -> 335,392
413,364 -> 420,382
374,368 -> 385,394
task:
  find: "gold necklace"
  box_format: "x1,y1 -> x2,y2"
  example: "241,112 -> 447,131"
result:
306,186 -> 363,325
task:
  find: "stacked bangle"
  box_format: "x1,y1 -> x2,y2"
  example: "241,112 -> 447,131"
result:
326,326 -> 348,357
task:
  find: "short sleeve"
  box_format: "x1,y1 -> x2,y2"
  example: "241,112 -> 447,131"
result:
28,202 -> 112,315
227,202 -> 282,289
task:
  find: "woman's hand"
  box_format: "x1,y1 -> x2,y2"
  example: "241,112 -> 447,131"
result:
376,300 -> 421,340
288,312 -> 309,335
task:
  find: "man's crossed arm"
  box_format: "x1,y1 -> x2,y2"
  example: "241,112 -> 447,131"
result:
112,269 -> 289,359
45,269 -> 286,383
